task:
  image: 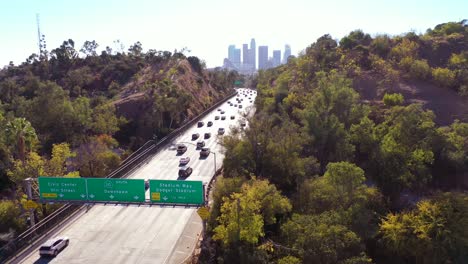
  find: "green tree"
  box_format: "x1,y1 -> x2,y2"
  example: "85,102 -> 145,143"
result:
45,143 -> 77,176
213,179 -> 291,245
75,135 -> 121,177
379,192 -> 468,263
7,152 -> 45,185
5,118 -> 38,162
281,213 -> 369,264
0,200 -> 25,234
91,103 -> 126,135
80,40 -> 99,57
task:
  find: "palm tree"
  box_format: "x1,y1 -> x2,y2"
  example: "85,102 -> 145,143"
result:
5,118 -> 38,162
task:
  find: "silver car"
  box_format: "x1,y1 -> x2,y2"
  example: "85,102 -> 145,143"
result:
39,236 -> 69,257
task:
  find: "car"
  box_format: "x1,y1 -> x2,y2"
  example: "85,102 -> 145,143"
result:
204,132 -> 211,139
221,111 -> 225,114
39,237 -> 69,257
197,140 -> 205,148
239,105 -> 242,108
240,121 -> 247,127
230,116 -> 235,120
234,104 -> 237,107
215,116 -> 220,120
178,166 -> 193,178
179,157 -> 190,165
207,121 -> 213,127
192,133 -> 200,140
176,144 -> 187,154
197,121 -> 204,127
221,116 -> 226,120
218,128 -> 225,135
200,147 -> 210,157
218,108 -> 222,111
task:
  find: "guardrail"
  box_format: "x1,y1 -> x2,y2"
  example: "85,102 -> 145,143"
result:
1,89 -> 237,263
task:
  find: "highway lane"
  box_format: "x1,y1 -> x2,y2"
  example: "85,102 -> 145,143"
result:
16,88 -> 256,264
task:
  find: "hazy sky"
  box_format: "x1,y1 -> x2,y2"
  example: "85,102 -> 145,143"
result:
1,0 -> 466,68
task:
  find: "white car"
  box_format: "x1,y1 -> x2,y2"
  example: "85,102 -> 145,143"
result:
39,236 -> 69,257
179,157 -> 190,165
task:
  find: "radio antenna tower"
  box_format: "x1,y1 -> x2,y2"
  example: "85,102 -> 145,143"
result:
36,13 -> 43,56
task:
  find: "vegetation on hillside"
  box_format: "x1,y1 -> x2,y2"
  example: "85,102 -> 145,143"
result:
203,20 -> 468,264
0,39 -> 238,244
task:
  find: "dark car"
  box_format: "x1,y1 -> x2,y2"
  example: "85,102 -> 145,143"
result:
197,121 -> 204,127
230,116 -> 235,120
204,132 -> 211,139
178,166 -> 193,178
218,128 -> 225,135
192,133 -> 200,140
200,147 -> 210,157
207,121 -> 213,127
215,116 -> 220,120
197,140 -> 205,148
221,116 -> 226,120
176,144 -> 187,154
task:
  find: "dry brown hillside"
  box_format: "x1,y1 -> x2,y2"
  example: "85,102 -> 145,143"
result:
112,58 -> 233,144
354,74 -> 468,125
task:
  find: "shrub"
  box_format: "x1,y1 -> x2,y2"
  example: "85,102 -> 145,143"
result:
409,59 -> 431,80
383,93 -> 404,106
432,67 -> 456,88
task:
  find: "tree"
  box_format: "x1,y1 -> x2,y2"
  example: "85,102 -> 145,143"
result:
45,143 -> 77,176
213,179 -> 291,245
5,118 -> 38,162
281,213 -> 369,264
379,192 -> 468,263
7,152 -> 45,185
75,135 -> 121,177
91,103 -> 126,135
0,200 -> 25,234
323,162 -> 365,206
128,41 -> 143,57
80,40 -> 99,57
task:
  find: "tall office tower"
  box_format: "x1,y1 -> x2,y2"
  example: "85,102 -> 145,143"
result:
283,44 -> 291,64
233,48 -> 241,69
273,50 -> 281,67
250,38 -> 256,70
228,45 -> 241,70
243,44 -> 249,66
258,45 -> 268,70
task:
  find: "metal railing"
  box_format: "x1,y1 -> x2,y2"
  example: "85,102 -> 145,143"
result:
1,89 -> 237,263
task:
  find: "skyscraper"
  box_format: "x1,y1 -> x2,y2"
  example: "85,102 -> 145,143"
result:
242,44 -> 249,66
258,46 -> 268,70
283,44 -> 291,64
228,45 -> 241,70
273,50 -> 281,67
250,38 -> 256,70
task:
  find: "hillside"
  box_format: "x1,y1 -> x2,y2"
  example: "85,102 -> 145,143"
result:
203,20 -> 468,264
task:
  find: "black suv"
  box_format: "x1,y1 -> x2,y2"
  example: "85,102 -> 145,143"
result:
178,166 -> 193,178
192,133 -> 200,140
197,121 -> 204,127
176,144 -> 187,154
200,147 -> 210,157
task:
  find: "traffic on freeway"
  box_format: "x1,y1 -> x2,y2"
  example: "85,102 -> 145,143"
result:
13,88 -> 256,264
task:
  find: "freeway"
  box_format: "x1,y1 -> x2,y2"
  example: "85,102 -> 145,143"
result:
14,88 -> 256,264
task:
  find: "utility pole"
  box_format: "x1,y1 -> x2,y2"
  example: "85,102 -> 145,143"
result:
24,178 -> 36,229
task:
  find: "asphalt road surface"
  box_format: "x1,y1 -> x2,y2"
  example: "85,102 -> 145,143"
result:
14,88 -> 256,264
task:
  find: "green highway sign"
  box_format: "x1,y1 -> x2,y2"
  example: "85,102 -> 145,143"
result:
38,177 -> 87,201
149,180 -> 204,205
86,178 -> 145,202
